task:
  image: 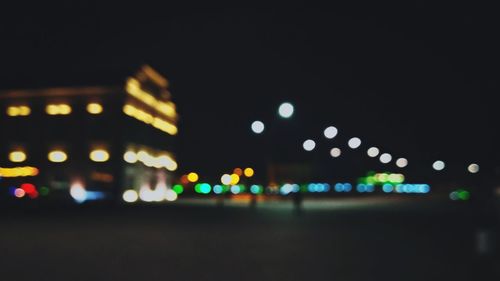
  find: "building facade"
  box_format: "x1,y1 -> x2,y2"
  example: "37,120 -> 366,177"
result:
0,65 -> 178,204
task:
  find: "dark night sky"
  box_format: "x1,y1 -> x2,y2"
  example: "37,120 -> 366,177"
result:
1,6 -> 498,182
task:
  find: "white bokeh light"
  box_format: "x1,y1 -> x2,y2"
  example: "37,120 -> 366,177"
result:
278,102 -> 294,118
432,160 -> 445,171
396,158 -> 408,168
323,126 -> 338,139
303,139 -> 316,151
251,120 -> 265,134
379,153 -> 392,164
367,147 -> 379,158
330,148 -> 341,158
348,137 -> 361,149
467,163 -> 479,173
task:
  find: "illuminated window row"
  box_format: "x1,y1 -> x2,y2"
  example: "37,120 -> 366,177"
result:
6,103 -> 104,117
5,149 -> 110,163
123,150 -> 177,171
126,78 -> 177,119
123,104 -> 178,135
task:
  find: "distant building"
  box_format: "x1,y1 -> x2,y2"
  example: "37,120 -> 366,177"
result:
0,65 -> 179,204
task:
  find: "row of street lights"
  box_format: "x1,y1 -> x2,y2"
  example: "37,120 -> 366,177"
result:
251,102 -> 480,174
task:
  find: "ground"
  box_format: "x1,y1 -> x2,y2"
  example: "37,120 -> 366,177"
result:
1,197 -> 498,281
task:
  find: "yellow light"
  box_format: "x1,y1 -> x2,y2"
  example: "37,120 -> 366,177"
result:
46,104 -> 72,115
123,151 -> 138,163
243,167 -> 254,177
187,172 -> 199,183
230,174 -> 240,185
6,106 -> 30,116
125,78 -> 178,119
123,104 -> 178,136
0,166 -> 39,177
89,149 -> 110,162
46,104 -> 59,115
7,106 -> 20,116
9,151 -> 27,163
19,106 -> 31,116
59,104 -> 72,115
87,103 -> 103,114
48,150 -> 67,163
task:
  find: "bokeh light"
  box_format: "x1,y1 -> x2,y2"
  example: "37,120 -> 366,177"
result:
379,153 -> 392,164
348,137 -> 361,149
396,158 -> 408,168
221,174 -> 232,185
122,190 -> 139,203
323,126 -> 338,139
467,163 -> 479,173
278,102 -> 294,118
86,103 -> 103,114
187,172 -> 199,183
244,167 -> 254,177
48,150 -> 67,163
89,149 -> 110,162
9,151 -> 27,163
367,147 -> 379,158
165,189 -> 178,201
432,160 -> 445,171
251,121 -> 265,134
303,139 -> 316,151
330,148 -> 341,158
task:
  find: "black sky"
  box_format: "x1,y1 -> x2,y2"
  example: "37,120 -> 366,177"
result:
1,6 -> 498,182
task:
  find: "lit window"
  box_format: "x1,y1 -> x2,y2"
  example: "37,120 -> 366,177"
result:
46,104 -> 72,115
9,151 -> 27,163
7,106 -> 31,116
48,150 -> 67,162
87,103 -> 103,114
89,149 -> 109,162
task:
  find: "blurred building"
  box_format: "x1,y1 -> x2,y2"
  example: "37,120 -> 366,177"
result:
0,65 -> 178,204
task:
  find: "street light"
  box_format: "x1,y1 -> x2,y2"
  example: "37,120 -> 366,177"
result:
303,139 -> 316,151
348,137 -> 361,149
323,126 -> 338,139
251,120 -> 265,134
278,102 -> 294,118
432,160 -> 445,171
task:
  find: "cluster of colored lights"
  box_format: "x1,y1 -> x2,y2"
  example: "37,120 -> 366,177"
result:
393,184 -> 430,194
8,183 -> 48,199
0,166 -> 39,177
307,183 -> 330,193
123,150 -> 177,171
6,105 -> 31,116
358,172 -> 405,185
123,104 -> 178,135
335,183 -> 353,192
280,183 -> 301,195
449,189 -> 470,201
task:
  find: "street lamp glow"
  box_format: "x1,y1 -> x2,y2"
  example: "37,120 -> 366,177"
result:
367,147 -> 379,158
379,153 -> 392,164
432,160 -> 445,171
467,163 -> 479,173
323,126 -> 338,139
251,120 -> 265,134
330,148 -> 341,158
348,137 -> 361,149
303,139 -> 316,151
396,158 -> 408,168
278,102 -> 294,118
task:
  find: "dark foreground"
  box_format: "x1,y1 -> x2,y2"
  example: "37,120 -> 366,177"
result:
1,197 -> 498,281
